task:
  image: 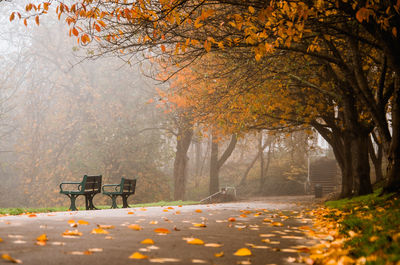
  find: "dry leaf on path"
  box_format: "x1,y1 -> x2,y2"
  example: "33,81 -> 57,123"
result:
1,254 -> 22,263
149,258 -> 181,263
28,214 -> 37,218
141,239 -> 155,245
90,228 -> 109,234
193,223 -> 206,228
67,220 -> 75,224
186,238 -> 204,245
205,243 -> 223,247
154,228 -> 170,234
191,259 -> 207,263
195,209 -> 202,213
77,220 -> 89,225
214,251 -> 224,257
228,217 -> 236,222
128,224 -> 142,231
129,252 -> 148,259
127,212 -> 134,215
234,248 -> 252,256
62,230 -> 82,237
97,224 -> 115,229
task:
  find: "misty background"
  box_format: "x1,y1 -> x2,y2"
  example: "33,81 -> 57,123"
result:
0,1 -> 340,208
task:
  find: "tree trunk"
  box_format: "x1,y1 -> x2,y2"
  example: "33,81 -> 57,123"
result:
209,133 -> 237,195
340,134 -> 354,198
173,125 -> 193,200
368,132 -> 384,183
385,75 -> 400,193
352,130 -> 373,196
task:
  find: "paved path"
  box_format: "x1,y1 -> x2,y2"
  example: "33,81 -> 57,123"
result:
0,196 -> 319,265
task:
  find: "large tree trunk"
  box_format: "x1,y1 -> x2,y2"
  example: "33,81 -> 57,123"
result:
209,133 -> 237,195
368,132 -> 384,183
385,76 -> 400,193
173,125 -> 193,200
352,130 -> 373,196
340,134 -> 354,198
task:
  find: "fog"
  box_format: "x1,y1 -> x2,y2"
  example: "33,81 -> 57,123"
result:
0,1 -> 335,208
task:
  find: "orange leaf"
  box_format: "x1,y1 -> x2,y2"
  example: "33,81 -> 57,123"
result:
193,223 -> 206,228
128,224 -> 142,231
214,251 -> 224,257
77,220 -> 89,225
67,220 -> 75,224
228,217 -> 236,222
154,228 -> 170,234
97,225 -> 115,229
28,214 -> 37,217
234,248 -> 252,256
129,252 -> 148,259
72,28 -> 79,37
195,209 -> 202,213
127,211 -> 134,215
187,238 -> 204,245
1,254 -> 22,264
62,230 -> 82,237
24,19 -> 27,27
36,234 -> 48,242
35,15 -> 39,26
91,228 -> 109,234
9,12 -> 15,22
141,238 -> 154,244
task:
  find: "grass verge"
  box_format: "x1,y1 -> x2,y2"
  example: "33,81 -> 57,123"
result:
0,200 -> 200,215
321,188 -> 400,264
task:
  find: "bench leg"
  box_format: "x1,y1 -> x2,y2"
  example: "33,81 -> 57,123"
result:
85,194 -> 99,210
121,194 -> 130,208
109,195 -> 118,209
67,194 -> 79,211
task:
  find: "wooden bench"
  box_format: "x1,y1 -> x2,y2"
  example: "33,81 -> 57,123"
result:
60,175 -> 102,211
102,178 -> 136,208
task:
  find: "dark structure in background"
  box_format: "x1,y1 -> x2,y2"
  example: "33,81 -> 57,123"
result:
309,158 -> 339,196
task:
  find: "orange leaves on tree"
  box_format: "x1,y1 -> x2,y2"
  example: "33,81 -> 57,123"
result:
35,16 -> 40,26
9,12 -> 15,22
72,28 -> 79,37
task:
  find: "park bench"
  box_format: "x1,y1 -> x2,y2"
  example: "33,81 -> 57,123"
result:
102,178 -> 136,208
59,175 -> 102,211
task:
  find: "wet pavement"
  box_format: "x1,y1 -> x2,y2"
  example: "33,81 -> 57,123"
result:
0,196 -> 319,265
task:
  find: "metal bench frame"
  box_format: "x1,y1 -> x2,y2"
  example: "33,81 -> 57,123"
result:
102,178 -> 136,208
60,175 -> 102,211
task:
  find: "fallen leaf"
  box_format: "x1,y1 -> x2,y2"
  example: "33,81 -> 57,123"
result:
36,234 -> 48,242
287,257 -> 297,263
281,249 -> 298,253
0,237 -> 3,242
163,209 -> 169,212
128,224 -> 142,231
240,214 -> 247,218
140,208 -> 147,211
193,223 -> 207,228
154,228 -> 170,234
150,221 -> 158,225
90,228 -> 109,234
141,238 -> 155,244
1,254 -> 22,263
62,230 -> 82,237
149,258 -> 181,263
129,252 -> 148,259
28,214 -> 37,218
234,248 -> 252,256
259,234 -> 275,237
271,222 -> 284,227
263,218 -> 273,222
192,259 -> 207,263
204,243 -> 223,247
195,209 -> 202,213
175,211 -> 181,214
167,207 -> 174,210
97,224 -> 115,229
127,212 -> 134,215
77,220 -> 89,225
88,248 -> 103,252
187,238 -> 204,245
67,220 -> 75,224
214,251 -> 224,257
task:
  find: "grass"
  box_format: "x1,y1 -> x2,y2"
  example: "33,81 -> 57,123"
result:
325,188 -> 400,264
0,200 -> 200,215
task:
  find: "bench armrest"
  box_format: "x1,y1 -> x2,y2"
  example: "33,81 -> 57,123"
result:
102,184 -> 121,193
60,182 -> 82,192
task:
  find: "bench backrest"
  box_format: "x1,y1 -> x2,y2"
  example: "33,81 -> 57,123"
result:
121,178 -> 136,194
82,175 -> 102,193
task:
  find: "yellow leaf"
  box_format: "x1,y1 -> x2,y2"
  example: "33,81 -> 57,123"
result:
234,248 -> 252,256
36,234 -> 48,242
91,228 -> 109,234
128,224 -> 142,231
193,223 -> 207,227
78,220 -> 89,225
187,238 -> 204,245
97,224 -> 115,229
271,222 -> 284,227
249,6 -> 255,14
214,251 -> 224,257
141,238 -> 155,244
67,220 -> 75,224
1,254 -> 22,264
129,252 -> 148,259
62,230 -> 82,237
154,228 -> 170,234
0,237 -> 3,242
204,243 -> 223,247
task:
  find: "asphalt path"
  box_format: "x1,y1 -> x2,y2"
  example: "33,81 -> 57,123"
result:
0,196 -> 319,265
